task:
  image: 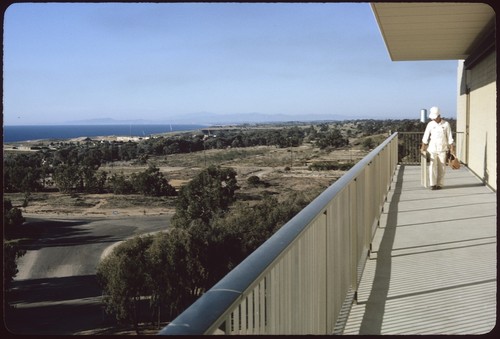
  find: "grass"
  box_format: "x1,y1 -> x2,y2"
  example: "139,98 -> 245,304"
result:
103,194 -> 177,209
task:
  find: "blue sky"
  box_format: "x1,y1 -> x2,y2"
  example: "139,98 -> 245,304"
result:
3,2 -> 458,125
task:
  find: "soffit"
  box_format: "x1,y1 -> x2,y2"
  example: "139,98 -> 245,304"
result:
371,3 -> 495,61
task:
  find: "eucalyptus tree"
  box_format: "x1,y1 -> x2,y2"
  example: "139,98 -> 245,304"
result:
147,228 -> 202,323
97,235 -> 154,334
172,165 -> 239,227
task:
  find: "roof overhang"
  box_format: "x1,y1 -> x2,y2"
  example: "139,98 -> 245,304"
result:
371,3 -> 495,61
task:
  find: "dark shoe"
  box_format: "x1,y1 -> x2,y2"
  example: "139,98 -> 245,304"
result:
436,186 -> 442,190
431,185 -> 437,190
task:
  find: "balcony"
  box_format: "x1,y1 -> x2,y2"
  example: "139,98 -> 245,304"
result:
159,133 -> 496,335
343,165 -> 496,334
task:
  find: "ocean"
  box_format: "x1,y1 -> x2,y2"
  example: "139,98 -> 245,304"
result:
3,124 -> 208,143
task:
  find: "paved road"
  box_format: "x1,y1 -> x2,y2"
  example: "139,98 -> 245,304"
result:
5,214 -> 171,335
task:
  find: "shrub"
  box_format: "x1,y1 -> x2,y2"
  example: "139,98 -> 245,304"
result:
247,175 -> 261,186
308,161 -> 354,171
131,165 -> 177,197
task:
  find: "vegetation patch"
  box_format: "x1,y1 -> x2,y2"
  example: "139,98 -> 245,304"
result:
308,161 -> 355,171
104,195 -> 176,210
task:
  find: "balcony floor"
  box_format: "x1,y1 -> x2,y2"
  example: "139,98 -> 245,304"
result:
343,165 -> 497,335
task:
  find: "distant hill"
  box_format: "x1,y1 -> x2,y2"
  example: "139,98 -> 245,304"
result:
64,118 -> 156,125
168,112 -> 353,124
66,112 -> 354,125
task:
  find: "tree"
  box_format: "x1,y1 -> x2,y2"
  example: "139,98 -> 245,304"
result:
53,164 -> 81,192
3,199 -> 25,232
3,153 -> 44,193
306,125 -> 318,140
3,200 -> 26,292
147,229 -> 202,322
118,142 -> 138,161
316,129 -> 349,149
109,173 -> 135,194
80,148 -> 103,170
172,165 -> 239,226
97,236 -> 154,334
53,145 -> 79,165
169,165 -> 240,291
362,137 -> 376,150
131,165 -> 177,197
81,167 -> 107,193
194,193 -> 311,290
3,242 -> 26,293
319,123 -> 329,132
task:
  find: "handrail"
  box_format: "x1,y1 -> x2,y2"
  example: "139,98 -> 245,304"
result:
159,132 -> 399,335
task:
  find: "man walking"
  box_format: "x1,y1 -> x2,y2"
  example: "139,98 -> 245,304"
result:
421,106 -> 455,190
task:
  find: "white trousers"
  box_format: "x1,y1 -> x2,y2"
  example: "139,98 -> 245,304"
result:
429,151 -> 447,186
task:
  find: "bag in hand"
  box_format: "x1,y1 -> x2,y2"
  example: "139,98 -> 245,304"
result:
448,153 -> 460,170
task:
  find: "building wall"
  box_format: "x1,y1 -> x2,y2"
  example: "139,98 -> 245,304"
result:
456,50 -> 497,190
456,61 -> 467,163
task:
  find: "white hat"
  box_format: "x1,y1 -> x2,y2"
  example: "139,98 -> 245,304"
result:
429,106 -> 441,120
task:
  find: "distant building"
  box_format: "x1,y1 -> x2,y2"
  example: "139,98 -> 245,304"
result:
116,136 -> 149,142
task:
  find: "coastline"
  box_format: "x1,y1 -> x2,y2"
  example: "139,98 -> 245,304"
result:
3,123 -> 208,143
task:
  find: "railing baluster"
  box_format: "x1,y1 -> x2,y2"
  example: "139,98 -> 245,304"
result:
398,132 -> 463,165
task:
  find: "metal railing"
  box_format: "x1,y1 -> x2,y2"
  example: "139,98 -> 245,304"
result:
159,133 -> 399,335
398,132 -> 464,165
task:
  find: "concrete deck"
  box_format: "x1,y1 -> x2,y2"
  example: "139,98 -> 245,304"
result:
343,165 -> 497,335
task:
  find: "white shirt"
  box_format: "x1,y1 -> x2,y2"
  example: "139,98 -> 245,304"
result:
422,119 -> 454,153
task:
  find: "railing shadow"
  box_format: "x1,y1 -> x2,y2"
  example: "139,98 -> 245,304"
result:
358,165 -> 405,334
383,214 -> 496,229
443,183 -> 487,189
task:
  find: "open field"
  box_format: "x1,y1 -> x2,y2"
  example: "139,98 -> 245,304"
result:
5,141 -> 370,217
